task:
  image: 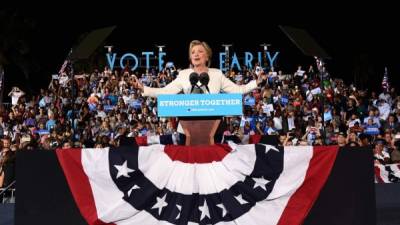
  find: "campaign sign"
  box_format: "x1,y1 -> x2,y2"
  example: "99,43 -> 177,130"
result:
157,94 -> 243,117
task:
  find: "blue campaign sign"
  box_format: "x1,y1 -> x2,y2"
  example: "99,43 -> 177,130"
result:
157,94 -> 243,117
244,96 -> 255,106
281,96 -> 289,105
324,111 -> 332,122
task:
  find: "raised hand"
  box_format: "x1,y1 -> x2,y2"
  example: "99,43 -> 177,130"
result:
132,76 -> 144,92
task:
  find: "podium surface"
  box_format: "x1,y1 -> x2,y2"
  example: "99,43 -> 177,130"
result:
158,93 -> 242,146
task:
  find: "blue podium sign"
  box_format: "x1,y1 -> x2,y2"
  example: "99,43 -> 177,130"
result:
157,94 -> 243,117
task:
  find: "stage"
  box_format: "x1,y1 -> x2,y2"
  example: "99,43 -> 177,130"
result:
11,146 -> 378,225
1,185 -> 397,225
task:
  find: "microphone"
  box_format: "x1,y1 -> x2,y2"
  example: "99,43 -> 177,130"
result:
189,72 -> 199,93
199,72 -> 210,93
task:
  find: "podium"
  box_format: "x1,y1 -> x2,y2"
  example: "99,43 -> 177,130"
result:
179,118 -> 221,146
157,93 -> 243,146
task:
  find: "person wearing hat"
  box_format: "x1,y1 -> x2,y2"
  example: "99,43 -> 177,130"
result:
374,138 -> 391,165
337,132 -> 347,147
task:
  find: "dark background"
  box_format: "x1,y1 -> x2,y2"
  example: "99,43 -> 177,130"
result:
1,4 -> 398,101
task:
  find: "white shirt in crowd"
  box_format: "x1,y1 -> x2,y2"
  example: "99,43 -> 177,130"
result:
379,92 -> 391,104
363,116 -> 381,128
273,116 -> 282,130
9,89 -> 24,105
122,94 -> 130,105
294,69 -> 305,77
348,118 -> 361,128
378,102 -> 391,121
97,110 -> 107,119
374,151 -> 390,161
287,116 -> 296,131
59,75 -> 69,87
240,116 -> 252,128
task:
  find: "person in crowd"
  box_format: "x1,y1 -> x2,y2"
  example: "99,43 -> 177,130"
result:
358,133 -> 371,147
336,132 -> 347,147
374,139 -> 391,164
382,114 -> 400,133
363,118 -> 380,137
392,134 -> 400,163
8,87 -> 25,106
0,137 -> 16,188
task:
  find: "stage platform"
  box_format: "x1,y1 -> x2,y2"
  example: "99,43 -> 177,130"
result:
12,147 -> 377,225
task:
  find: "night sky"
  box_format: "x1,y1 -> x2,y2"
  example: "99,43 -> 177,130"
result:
1,5 -> 398,101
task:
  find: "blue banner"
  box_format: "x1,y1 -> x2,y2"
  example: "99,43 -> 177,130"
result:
157,94 -> 243,117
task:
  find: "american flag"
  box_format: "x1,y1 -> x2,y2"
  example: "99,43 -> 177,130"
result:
58,59 -> 70,75
381,67 -> 390,92
56,143 -> 339,225
375,163 -> 400,183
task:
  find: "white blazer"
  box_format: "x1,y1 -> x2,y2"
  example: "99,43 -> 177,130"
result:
143,68 -> 257,97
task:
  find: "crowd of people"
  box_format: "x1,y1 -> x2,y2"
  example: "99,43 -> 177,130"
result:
1,46 -> 400,188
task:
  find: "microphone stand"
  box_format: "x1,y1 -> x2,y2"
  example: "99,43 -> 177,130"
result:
199,73 -> 210,94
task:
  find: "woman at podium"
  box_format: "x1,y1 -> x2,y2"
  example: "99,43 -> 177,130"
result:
135,40 -> 265,96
